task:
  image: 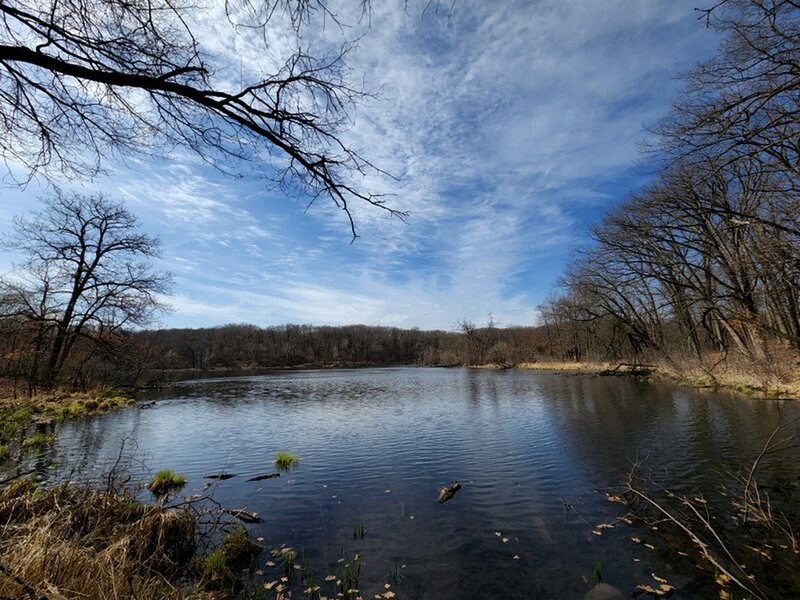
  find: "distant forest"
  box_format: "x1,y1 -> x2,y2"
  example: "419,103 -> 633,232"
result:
0,317 -> 594,391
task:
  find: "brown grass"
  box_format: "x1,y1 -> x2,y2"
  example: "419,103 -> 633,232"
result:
519,352 -> 800,399
516,361 -> 614,373
0,481 -> 201,599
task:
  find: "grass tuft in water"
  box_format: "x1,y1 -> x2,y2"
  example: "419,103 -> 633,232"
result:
218,527 -> 261,571
21,431 -> 56,452
281,547 -> 297,580
353,517 -> 366,540
274,451 -> 300,470
386,562 -> 406,584
146,469 -> 187,496
592,558 -> 603,583
337,550 -> 361,600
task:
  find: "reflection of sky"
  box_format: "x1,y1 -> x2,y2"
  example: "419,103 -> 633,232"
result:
0,2 -> 722,330
44,369 -> 800,599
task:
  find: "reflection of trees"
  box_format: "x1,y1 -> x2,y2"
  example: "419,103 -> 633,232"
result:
537,374 -> 800,492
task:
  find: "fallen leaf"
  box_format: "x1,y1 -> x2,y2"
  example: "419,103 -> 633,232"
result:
592,530 -> 602,536
652,573 -> 667,584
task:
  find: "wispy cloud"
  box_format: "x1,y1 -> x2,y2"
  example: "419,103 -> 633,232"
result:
0,1 -> 720,330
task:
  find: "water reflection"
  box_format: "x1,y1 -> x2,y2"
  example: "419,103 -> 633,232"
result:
47,368 -> 800,599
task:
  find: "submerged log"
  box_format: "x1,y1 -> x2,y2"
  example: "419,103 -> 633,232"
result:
246,472 -> 281,482
436,481 -> 462,504
205,473 -> 236,480
222,508 -> 264,523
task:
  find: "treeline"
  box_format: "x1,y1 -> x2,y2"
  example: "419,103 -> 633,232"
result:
0,317 -> 563,391
136,322 -> 551,375
539,0 -> 800,379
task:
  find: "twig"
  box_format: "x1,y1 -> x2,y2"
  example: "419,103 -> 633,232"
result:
624,483 -> 766,600
742,416 -> 800,525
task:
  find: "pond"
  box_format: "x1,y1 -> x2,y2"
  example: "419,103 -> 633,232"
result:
47,368 -> 800,599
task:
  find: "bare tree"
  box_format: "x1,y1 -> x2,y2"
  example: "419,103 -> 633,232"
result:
0,190 -> 171,389
0,0 -> 404,237
656,0 -> 800,182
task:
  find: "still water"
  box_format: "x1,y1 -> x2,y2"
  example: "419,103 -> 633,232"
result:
49,368 -> 800,599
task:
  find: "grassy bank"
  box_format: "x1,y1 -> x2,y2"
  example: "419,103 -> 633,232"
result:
0,390 -> 136,469
0,479 -> 264,599
511,358 -> 800,399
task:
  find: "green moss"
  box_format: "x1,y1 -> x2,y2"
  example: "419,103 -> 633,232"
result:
147,469 -> 187,496
0,444 -> 10,461
0,407 -> 32,442
204,549 -> 228,577
219,528 -> 261,571
274,451 -> 300,470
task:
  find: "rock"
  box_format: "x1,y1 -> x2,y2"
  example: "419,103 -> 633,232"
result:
436,481 -> 462,503
584,582 -> 624,600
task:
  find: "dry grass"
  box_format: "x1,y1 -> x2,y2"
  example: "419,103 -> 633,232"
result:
516,361 -> 614,373
659,347 -> 800,398
516,353 -> 800,399
0,481 -> 201,600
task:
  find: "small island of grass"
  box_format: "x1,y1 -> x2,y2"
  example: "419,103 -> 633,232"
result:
274,451 -> 300,470
146,469 -> 187,496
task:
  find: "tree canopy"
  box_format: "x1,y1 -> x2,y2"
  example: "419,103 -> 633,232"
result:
0,0 -> 401,237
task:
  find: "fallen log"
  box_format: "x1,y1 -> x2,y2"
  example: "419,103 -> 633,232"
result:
246,472 -> 281,482
204,473 -> 236,480
222,508 -> 264,523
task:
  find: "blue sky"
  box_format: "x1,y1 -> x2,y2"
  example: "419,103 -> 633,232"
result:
0,1 -> 720,331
